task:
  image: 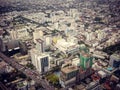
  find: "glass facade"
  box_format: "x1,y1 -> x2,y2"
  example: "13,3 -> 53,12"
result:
41,57 -> 49,72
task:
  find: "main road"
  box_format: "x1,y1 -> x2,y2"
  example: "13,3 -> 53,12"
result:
0,52 -> 55,90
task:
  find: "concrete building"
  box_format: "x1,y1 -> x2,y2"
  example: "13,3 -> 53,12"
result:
36,38 -> 45,53
9,30 -> 18,40
30,48 -> 50,73
79,52 -> 93,70
33,30 -> 43,43
98,70 -> 107,79
43,35 -> 52,49
85,81 -> 100,90
60,64 -> 93,88
36,54 -> 50,73
6,40 -> 20,52
60,66 -> 78,88
85,32 -> 96,41
76,68 -> 93,83
72,58 -> 80,66
10,26 -> 30,40
109,53 -> 120,68
55,39 -> 79,54
30,49 -> 38,67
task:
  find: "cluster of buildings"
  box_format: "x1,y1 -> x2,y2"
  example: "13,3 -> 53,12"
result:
60,49 -> 94,88
0,0 -> 120,90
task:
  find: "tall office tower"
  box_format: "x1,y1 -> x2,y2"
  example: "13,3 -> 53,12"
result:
36,38 -> 45,53
30,49 -> 39,67
79,52 -> 93,70
109,53 -> 120,68
30,48 -> 50,73
36,54 -> 50,73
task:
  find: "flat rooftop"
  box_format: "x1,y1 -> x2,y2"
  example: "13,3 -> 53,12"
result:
81,51 -> 91,58
61,66 -> 78,74
111,54 -> 120,61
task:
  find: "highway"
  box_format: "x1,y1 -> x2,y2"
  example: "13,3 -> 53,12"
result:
0,52 -> 55,90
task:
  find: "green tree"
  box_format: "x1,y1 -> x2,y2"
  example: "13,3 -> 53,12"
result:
46,74 -> 59,85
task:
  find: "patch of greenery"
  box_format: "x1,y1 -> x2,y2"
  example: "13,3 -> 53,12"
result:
46,74 -> 59,85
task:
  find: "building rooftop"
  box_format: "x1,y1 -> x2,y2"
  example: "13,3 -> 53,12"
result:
111,54 -> 120,61
61,66 -> 78,74
30,48 -> 49,57
81,51 -> 91,58
76,84 -> 85,90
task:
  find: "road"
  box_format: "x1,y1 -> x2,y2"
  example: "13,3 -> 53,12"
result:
0,52 -> 55,90
0,82 -> 10,90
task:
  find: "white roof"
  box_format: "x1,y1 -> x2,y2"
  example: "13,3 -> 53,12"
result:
56,39 -> 76,48
98,70 -> 106,76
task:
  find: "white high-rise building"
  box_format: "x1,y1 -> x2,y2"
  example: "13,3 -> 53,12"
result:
30,49 -> 38,67
44,35 -> 52,47
36,38 -> 45,53
36,55 -> 50,73
30,48 -> 50,73
33,30 -> 43,43
109,54 -> 120,68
